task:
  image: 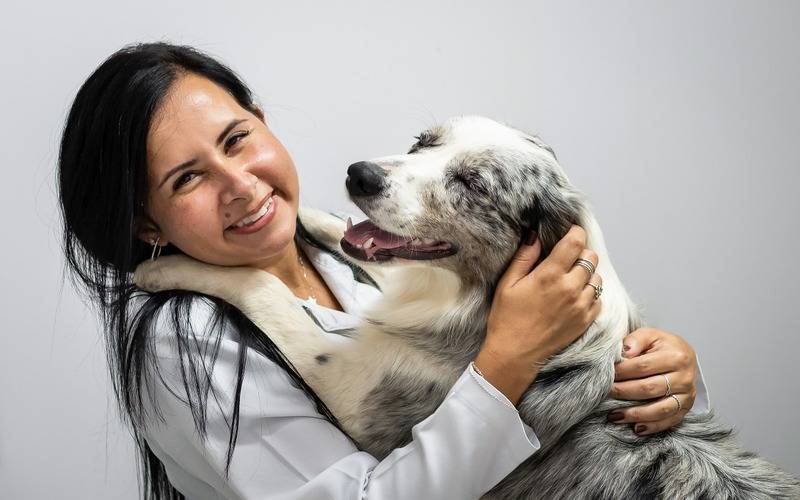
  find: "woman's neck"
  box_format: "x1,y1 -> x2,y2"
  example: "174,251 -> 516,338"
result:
252,238 -> 344,311
254,238 -> 306,292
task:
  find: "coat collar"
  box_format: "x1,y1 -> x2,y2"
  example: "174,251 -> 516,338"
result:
293,207 -> 383,334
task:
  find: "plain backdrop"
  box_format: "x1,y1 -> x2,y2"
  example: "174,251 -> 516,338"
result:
1,1 -> 797,498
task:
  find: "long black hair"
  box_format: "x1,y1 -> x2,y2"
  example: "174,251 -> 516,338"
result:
57,41 -> 350,499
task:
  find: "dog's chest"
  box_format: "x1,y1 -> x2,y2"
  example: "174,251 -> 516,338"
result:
350,353 -> 463,457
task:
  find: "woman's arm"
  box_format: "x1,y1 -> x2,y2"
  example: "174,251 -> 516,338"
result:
142,298 -> 540,500
606,327 -> 711,435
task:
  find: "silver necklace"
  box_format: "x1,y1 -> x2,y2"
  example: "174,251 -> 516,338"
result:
296,243 -> 318,305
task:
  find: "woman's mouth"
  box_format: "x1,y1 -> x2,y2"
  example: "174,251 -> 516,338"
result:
226,193 -> 276,234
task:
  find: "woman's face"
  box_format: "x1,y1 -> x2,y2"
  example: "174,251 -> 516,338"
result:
139,72 -> 299,268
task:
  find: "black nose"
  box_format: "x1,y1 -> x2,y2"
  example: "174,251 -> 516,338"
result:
346,161 -> 387,197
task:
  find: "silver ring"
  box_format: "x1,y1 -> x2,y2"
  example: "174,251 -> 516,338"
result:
662,374 -> 673,397
670,394 -> 682,412
574,258 -> 596,277
585,282 -> 603,300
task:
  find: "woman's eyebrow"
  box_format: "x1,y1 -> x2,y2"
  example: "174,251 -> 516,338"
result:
215,118 -> 248,147
158,117 -> 249,188
158,158 -> 198,189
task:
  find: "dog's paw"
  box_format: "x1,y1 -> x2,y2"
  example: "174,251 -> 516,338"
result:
132,254 -> 252,293
133,255 -> 296,308
133,255 -> 205,292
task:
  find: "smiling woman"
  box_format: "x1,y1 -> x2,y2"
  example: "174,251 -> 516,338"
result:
57,41 -> 706,500
138,73 -> 297,268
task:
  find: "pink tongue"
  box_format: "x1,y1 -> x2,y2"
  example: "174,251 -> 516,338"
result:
344,220 -> 409,250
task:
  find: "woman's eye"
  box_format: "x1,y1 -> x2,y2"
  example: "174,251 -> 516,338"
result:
173,171 -> 198,190
225,129 -> 251,152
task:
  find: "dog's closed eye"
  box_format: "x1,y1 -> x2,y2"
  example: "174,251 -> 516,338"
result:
408,130 -> 442,154
446,165 -> 490,196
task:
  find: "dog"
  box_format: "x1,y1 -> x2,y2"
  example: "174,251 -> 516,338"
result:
135,116 -> 800,499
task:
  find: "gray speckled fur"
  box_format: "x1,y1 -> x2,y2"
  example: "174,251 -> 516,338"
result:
358,372 -> 451,459
343,117 -> 800,499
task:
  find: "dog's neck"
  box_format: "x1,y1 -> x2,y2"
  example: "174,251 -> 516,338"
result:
299,206 -> 637,365
361,218 -> 632,363
360,264 -> 491,364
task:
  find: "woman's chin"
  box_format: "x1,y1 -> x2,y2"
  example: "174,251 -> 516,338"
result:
228,201 -> 297,265
180,194 -> 299,268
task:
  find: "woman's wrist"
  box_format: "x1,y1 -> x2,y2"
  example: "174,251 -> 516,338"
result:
473,344 -> 541,406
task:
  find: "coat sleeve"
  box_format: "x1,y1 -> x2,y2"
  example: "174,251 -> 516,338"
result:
141,297 -> 540,500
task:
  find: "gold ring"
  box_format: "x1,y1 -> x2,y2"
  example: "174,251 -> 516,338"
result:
585,281 -> 603,300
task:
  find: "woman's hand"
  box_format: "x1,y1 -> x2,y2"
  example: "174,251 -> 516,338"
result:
475,225 -> 603,405
607,328 -> 699,435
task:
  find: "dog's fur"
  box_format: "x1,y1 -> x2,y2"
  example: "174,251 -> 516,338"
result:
135,116 -> 800,499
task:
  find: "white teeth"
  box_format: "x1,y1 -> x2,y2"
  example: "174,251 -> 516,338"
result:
234,196 -> 273,228
422,238 -> 437,245
364,237 -> 374,248
410,238 -> 422,245
347,217 -> 353,230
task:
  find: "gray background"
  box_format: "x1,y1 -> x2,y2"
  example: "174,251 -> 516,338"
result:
1,1 -> 797,498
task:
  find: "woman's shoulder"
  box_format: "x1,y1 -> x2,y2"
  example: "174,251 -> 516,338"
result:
130,291 -> 324,424
128,291 -> 292,386
128,289 -> 236,343
131,290 -> 284,389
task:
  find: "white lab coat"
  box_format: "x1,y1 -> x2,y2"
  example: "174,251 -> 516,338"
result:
139,222 -> 710,500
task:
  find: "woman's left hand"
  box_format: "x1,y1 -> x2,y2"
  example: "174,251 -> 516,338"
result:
607,327 -> 698,435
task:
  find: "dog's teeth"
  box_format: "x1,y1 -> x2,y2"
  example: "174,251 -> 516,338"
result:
411,238 -> 422,245
356,243 -> 363,248
422,238 -> 437,245
364,237 -> 374,248
347,217 -> 353,231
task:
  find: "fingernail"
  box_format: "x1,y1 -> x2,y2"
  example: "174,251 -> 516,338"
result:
608,411 -> 625,422
634,424 -> 647,434
524,230 -> 538,246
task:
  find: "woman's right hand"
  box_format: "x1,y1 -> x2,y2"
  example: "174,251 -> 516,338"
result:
474,225 -> 603,405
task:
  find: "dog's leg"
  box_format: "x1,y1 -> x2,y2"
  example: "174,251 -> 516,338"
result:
508,209 -> 639,450
133,255 -> 338,382
515,337 -> 618,453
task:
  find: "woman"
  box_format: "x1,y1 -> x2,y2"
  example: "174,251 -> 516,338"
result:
58,42 -> 706,499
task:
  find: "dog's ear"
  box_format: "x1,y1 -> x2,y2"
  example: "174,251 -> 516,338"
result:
520,182 -> 585,260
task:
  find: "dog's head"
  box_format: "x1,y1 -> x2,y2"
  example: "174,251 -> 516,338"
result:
341,116 -> 586,284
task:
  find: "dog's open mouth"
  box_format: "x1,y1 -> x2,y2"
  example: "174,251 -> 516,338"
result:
340,217 -> 457,261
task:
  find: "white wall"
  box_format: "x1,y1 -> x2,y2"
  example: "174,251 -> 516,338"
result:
1,1 -> 797,498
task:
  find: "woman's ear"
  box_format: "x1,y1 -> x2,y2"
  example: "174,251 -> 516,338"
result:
134,215 -> 167,246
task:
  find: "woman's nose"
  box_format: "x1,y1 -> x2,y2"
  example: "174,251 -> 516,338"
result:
218,162 -> 258,205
